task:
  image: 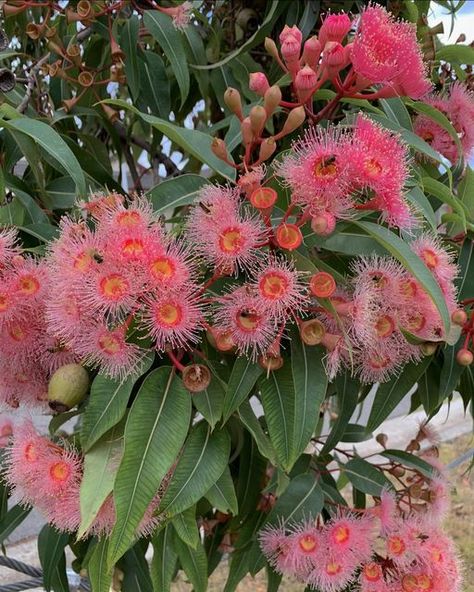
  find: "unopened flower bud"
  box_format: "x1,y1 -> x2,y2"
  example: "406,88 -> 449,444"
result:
302,36 -> 322,68
78,71 -> 94,87
456,348 -> 473,366
294,65 -> 318,102
451,309 -> 467,326
420,342 -> 438,356
182,364 -> 212,393
376,433 -> 388,448
249,105 -> 267,136
224,87 -> 243,120
211,137 -> 229,161
275,223 -> 302,251
249,72 -> 270,96
322,41 -> 346,69
279,106 -> 306,137
240,117 -> 254,146
300,319 -> 326,345
390,465 -> 406,478
48,364 -> 90,413
264,37 -> 281,62
311,211 -> 336,236
264,85 -> 282,116
279,25 -> 303,45
258,137 -> 277,162
319,13 -> 352,47
281,34 -> 301,66
309,272 -> 336,298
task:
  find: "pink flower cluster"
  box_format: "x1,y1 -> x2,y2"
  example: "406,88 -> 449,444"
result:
414,82 -> 474,163
259,479 -> 462,591
253,5 -> 431,103
156,1 -> 192,30
4,421 -> 162,537
311,235 -> 458,383
277,114 -> 413,230
46,193 -> 205,380
0,228 -> 79,407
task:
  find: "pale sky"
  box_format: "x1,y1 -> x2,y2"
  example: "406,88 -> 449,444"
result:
429,1 -> 474,45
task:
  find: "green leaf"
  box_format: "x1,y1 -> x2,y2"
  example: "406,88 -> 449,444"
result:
0,118 -> 87,196
191,1 -> 286,70
108,367 -> 191,566
104,99 -> 236,181
290,330 -> 327,461
259,365 -> 295,471
266,474 -> 324,526
173,537 -> 208,592
222,357 -> 263,423
457,237 -> 474,301
172,506 -> 200,549
138,50 -> 170,119
422,177 -> 467,228
121,542 -> 154,592
342,458 -> 393,496
236,431 -> 268,518
405,186 -> 437,230
148,173 -> 207,214
437,44 -> 474,64
224,548 -> 251,592
366,356 -> 431,431
238,401 -> 276,464
38,525 -> 69,592
340,424 -> 372,443
380,98 -> 412,130
322,373 -> 360,454
88,539 -> 112,592
121,16 -> 140,101
192,374 -> 225,429
381,450 -> 436,478
418,361 -> 442,415
439,341 -> 466,400
354,221 -> 450,333
78,423 -> 124,539
151,526 -> 177,592
144,11 -> 190,106
158,422 -> 230,517
0,504 -> 31,543
81,352 -> 154,452
205,466 -> 238,515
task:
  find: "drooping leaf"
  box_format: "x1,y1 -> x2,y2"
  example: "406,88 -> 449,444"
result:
0,118 -> 87,196
259,365 -> 296,471
290,330 -> 328,461
37,525 -> 69,592
158,422 -> 230,518
147,173 -> 207,215
0,504 -> 31,544
322,373 -> 360,454
222,357 -> 263,423
108,367 -> 191,566
87,539 -> 112,592
192,374 -> 226,430
342,458 -> 393,496
238,400 -> 276,464
437,44 -> 474,64
366,356 -> 431,431
81,352 -> 154,452
173,536 -> 208,592
121,16 -> 141,101
205,466 -> 238,515
172,505 -> 200,549
121,542 -> 154,592
144,10 -> 190,106
266,474 -> 324,526
381,450 -> 436,478
138,50 -> 170,119
151,526 -> 177,592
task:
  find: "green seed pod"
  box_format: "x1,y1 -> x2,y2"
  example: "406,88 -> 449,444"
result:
48,364 -> 90,412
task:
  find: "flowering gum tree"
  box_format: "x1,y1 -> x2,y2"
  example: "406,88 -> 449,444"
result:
0,1 -> 473,590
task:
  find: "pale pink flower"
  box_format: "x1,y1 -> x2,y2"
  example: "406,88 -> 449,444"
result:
324,512 -> 375,563
448,82 -> 474,158
410,234 -> 457,287
145,240 -> 195,290
251,256 -> 307,323
99,196 -> 156,234
142,287 -> 204,351
0,227 -> 20,266
259,523 -> 294,575
157,1 -> 193,30
307,547 -> 359,592
213,286 -> 276,360
79,264 -> 138,318
285,520 -> 323,576
0,417 -> 13,447
277,126 -> 353,219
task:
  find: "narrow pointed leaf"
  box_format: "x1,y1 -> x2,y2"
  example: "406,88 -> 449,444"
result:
172,506 -> 200,549
205,466 -> 238,515
147,174 -> 207,214
192,375 -> 225,429
266,474 -> 324,526
37,525 -> 69,592
173,537 -> 208,592
322,373 -> 360,454
87,539 -> 112,592
158,423 -> 230,517
108,367 -> 191,566
222,357 -> 263,423
151,526 -> 177,592
342,458 -> 393,496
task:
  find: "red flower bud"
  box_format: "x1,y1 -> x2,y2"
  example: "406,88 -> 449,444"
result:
249,72 -> 270,96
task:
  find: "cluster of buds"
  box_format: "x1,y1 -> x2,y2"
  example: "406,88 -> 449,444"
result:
259,433 -> 462,592
3,421 -> 163,537
452,301 -> 474,367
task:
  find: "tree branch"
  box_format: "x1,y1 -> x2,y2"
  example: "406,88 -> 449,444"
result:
17,53 -> 51,114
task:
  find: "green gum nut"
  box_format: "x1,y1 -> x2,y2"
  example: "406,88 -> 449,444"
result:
48,364 -> 90,413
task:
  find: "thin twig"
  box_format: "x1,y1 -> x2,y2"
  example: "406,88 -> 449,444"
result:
17,53 -> 51,114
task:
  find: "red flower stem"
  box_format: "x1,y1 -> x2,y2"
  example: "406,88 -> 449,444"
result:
168,350 -> 185,372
